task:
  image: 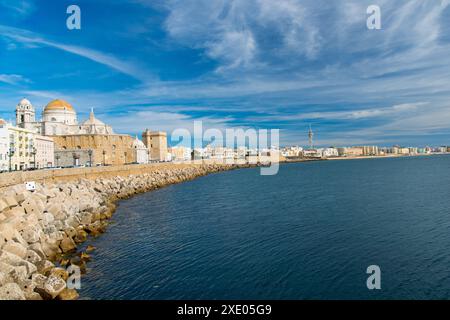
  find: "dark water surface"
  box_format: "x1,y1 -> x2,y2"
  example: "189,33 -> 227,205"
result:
79,155 -> 450,299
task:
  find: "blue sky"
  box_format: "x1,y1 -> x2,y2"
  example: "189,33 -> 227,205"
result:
1,0 -> 450,147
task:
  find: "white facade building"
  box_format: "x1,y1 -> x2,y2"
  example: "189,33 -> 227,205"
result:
7,124 -> 35,171
0,118 -> 55,171
169,146 -> 192,162
34,135 -> 55,168
281,146 -> 303,157
0,119 -> 10,171
322,147 -> 339,158
132,136 -> 149,164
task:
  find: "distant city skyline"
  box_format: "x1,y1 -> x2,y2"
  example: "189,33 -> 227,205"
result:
1,0 -> 450,147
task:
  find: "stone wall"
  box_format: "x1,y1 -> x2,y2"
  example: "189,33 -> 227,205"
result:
52,134 -> 136,166
0,162 -> 253,300
54,149 -> 93,168
0,162 -> 219,191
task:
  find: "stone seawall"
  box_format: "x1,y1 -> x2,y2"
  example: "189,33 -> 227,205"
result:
0,162 -> 253,300
0,161 -> 239,190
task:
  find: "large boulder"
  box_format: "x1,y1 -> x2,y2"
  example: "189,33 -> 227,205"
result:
31,273 -> 47,290
3,196 -> 18,209
14,192 -> 27,205
79,212 -> 92,225
0,199 -> 9,212
35,260 -> 54,275
29,243 -> 46,260
40,239 -> 60,261
0,224 -> 30,249
44,274 -> 66,298
46,203 -> 64,221
41,212 -> 55,225
0,250 -> 23,266
64,227 -> 77,239
0,233 -> 6,249
32,192 -> 47,204
0,262 -> 14,275
56,288 -> 79,300
2,241 -> 27,259
50,268 -> 69,281
0,271 -> 11,286
0,283 -> 26,300
65,215 -> 80,228
16,278 -> 36,300
59,236 -> 76,253
21,226 -> 41,244
74,229 -> 88,244
3,216 -> 28,234
8,265 -> 28,283
3,207 -> 25,221
21,198 -> 42,217
11,184 -> 27,195
27,292 -> 44,300
25,249 -> 42,265
42,225 -> 58,237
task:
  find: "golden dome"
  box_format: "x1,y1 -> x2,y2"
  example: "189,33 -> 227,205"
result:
44,99 -> 75,112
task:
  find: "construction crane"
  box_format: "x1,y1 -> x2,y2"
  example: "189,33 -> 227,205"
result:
308,124 -> 314,149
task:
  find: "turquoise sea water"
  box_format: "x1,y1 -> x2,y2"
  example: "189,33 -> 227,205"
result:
79,155 -> 450,299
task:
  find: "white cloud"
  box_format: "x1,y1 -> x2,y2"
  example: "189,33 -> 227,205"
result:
163,0 -> 326,71
0,73 -> 30,85
3,1 -> 450,146
0,25 -> 152,82
0,0 -> 35,17
101,109 -> 234,138
245,103 -> 425,123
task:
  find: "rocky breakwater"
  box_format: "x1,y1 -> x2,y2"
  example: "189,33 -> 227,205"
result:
0,163 -> 249,300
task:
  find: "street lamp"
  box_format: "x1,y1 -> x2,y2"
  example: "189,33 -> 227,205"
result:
88,149 -> 93,167
102,150 -> 106,166
31,147 -> 37,169
55,155 -> 60,167
7,145 -> 15,172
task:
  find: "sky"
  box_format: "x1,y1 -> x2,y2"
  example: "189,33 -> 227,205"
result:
1,0 -> 450,147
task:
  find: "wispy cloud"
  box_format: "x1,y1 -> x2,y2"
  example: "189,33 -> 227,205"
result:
2,1 -> 450,146
101,109 -> 234,138
0,73 -> 30,85
0,25 -> 152,82
0,0 -> 35,17
254,103 -> 427,122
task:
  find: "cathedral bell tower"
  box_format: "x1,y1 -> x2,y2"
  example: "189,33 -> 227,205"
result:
16,98 -> 35,129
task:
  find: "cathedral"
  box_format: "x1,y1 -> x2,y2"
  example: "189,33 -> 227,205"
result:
14,98 -> 168,167
16,98 -> 114,136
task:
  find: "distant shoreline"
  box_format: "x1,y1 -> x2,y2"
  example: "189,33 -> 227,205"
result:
282,152 -> 449,164
326,153 -> 448,161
